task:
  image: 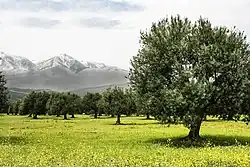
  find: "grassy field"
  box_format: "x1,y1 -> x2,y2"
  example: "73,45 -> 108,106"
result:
0,115 -> 250,167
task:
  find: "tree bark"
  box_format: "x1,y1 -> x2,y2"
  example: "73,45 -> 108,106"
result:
203,114 -> 207,121
56,114 -> 60,117
227,113 -> 233,121
111,114 -> 115,118
63,114 -> 67,120
98,113 -> 102,116
33,114 -> 38,119
71,114 -> 75,118
116,112 -> 121,125
94,111 -> 98,119
28,113 -> 32,117
146,113 -> 150,119
187,116 -> 203,140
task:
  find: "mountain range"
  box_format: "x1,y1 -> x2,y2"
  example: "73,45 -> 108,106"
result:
0,52 -> 129,100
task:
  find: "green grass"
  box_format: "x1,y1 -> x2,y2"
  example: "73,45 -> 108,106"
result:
1,115 -> 250,167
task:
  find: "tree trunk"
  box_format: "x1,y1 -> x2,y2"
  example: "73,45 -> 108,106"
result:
111,114 -> 115,118
187,116 -> 203,140
28,113 -> 32,117
71,114 -> 75,118
56,114 -> 60,117
33,114 -> 38,119
116,112 -> 121,125
146,113 -> 150,119
7,112 -> 9,115
227,113 -> 233,121
94,111 -> 98,119
64,114 -> 67,120
98,113 -> 102,116
203,114 -> 207,121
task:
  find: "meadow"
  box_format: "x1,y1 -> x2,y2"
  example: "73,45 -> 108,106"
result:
0,115 -> 250,167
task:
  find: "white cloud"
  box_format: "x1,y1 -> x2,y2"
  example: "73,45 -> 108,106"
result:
0,0 -> 250,70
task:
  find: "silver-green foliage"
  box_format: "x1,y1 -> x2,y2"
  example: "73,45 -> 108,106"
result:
129,15 -> 250,139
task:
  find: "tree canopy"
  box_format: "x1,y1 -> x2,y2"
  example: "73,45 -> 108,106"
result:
82,92 -> 102,118
0,72 -> 9,113
129,15 -> 250,140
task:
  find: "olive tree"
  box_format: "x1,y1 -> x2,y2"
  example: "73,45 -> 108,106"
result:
82,92 -> 102,118
0,72 -> 9,113
102,87 -> 127,124
129,15 -> 250,140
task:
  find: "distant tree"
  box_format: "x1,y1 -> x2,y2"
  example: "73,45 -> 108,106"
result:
0,72 -> 9,113
82,92 -> 102,118
101,89 -> 113,117
18,99 -> 28,115
129,15 -> 250,140
48,93 -> 68,119
21,91 -> 37,118
46,92 -> 82,120
46,92 -> 58,116
33,91 -> 50,117
123,88 -> 137,117
102,87 -> 127,124
7,104 -> 13,115
12,99 -> 22,115
20,91 -> 50,119
64,92 -> 82,118
74,96 -> 85,115
134,93 -> 152,119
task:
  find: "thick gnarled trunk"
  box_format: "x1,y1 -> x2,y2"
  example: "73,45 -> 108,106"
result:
94,111 -> 98,119
187,115 -> 203,140
33,114 -> 38,119
116,112 -> 121,125
63,114 -> 67,120
146,113 -> 150,119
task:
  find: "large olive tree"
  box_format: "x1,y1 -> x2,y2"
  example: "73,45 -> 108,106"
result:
129,15 -> 250,140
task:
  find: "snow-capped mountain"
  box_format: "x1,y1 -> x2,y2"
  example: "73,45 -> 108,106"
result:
1,52 -> 128,94
0,52 -> 126,74
0,52 -> 36,74
36,53 -> 88,73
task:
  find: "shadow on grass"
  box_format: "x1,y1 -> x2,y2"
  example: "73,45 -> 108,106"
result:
148,135 -> 250,148
109,122 -> 161,126
0,136 -> 29,145
23,116 -> 91,121
139,117 -> 155,120
97,116 -> 128,119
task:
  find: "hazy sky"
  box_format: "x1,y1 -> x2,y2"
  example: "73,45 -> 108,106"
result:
0,0 -> 250,70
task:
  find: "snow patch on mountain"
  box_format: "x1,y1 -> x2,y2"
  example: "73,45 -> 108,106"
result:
83,61 -> 107,68
82,61 -> 126,72
0,51 -> 36,74
36,53 -> 87,73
